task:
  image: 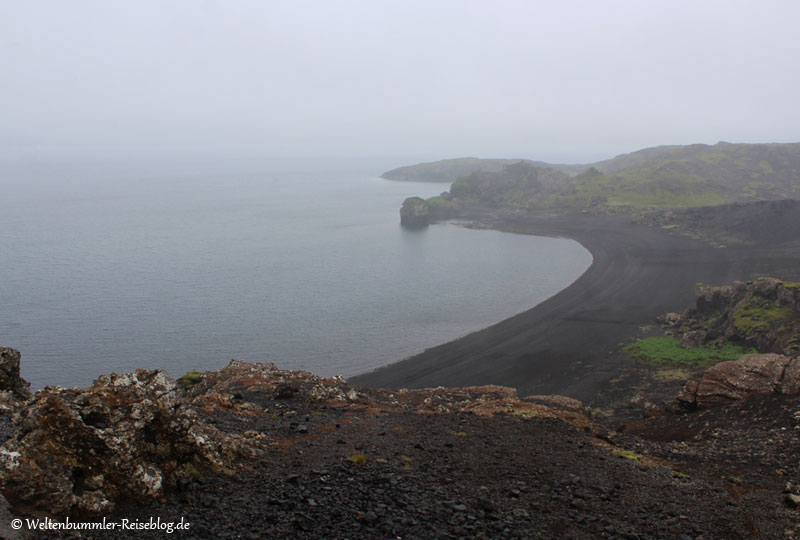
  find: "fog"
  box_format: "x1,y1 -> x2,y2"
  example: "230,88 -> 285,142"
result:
2,0 -> 799,165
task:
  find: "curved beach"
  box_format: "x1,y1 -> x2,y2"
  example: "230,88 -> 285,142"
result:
351,212 -> 784,400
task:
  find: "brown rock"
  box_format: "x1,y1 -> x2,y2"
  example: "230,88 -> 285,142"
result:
524,395 -> 588,414
692,354 -> 792,408
676,380 -> 699,409
778,357 -> 800,395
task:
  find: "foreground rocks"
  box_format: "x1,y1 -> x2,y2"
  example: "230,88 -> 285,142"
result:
0,356 -> 598,520
2,352 -> 800,538
0,363 -> 256,516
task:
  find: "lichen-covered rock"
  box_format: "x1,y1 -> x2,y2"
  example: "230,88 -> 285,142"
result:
0,369 -> 256,516
676,353 -> 800,409
669,279 -> 800,355
187,360 -> 355,407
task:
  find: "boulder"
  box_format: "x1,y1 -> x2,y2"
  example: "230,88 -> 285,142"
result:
676,353 -> 800,409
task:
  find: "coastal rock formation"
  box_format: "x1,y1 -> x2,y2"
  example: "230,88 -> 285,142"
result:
0,369 -> 256,516
0,348 -> 31,401
676,353 -> 800,409
399,197 -> 430,228
662,278 -> 800,355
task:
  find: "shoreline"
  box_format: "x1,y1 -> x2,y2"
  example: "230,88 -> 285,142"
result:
350,211 -> 799,401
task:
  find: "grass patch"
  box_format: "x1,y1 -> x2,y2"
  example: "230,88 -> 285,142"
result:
623,336 -> 753,367
612,448 -> 660,467
424,195 -> 456,211
177,370 -> 203,390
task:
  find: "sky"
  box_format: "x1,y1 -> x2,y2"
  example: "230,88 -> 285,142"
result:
1,0 -> 799,165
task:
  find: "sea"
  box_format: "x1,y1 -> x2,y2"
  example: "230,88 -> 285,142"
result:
0,158 -> 592,388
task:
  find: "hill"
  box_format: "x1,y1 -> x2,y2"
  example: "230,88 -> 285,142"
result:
381,157 -> 534,183
393,142 -> 800,217
381,157 -> 588,183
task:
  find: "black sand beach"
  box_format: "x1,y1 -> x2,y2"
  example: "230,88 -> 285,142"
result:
351,212 -> 800,400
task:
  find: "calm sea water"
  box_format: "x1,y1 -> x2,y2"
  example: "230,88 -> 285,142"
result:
0,159 -> 592,388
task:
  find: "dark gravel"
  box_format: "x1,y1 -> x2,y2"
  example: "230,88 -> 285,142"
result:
37,390 -> 799,539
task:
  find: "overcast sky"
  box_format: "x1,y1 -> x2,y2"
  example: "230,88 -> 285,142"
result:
2,0 -> 799,164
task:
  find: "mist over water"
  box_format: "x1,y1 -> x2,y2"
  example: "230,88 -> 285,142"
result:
0,161 -> 591,388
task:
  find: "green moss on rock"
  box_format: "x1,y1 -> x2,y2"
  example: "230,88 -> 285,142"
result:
177,370 -> 204,390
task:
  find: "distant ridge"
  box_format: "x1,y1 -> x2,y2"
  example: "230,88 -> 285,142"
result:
390,142 -> 800,213
381,158 -> 531,183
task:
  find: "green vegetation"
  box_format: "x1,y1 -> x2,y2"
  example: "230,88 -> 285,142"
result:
570,163 -> 726,209
424,195 -> 456,212
733,297 -> 793,333
623,336 -> 753,367
382,157 -> 532,183
177,370 -> 203,390
612,448 -> 660,467
346,453 -> 367,465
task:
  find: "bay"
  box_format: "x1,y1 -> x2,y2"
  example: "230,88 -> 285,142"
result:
0,159 -> 592,388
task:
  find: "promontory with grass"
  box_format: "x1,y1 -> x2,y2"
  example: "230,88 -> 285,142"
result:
390,142 -> 800,226
5,141 -> 800,538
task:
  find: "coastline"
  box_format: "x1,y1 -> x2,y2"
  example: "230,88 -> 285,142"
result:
350,211 -> 798,401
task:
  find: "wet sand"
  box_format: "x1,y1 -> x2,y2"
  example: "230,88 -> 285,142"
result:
350,212 -> 798,401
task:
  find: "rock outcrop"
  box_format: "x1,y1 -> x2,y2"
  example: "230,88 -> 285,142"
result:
661,278 -> 800,355
0,369 -> 257,516
676,353 -> 800,409
399,197 -> 430,228
0,348 -> 31,402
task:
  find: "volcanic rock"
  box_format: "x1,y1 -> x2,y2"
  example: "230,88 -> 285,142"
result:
0,369 -> 256,516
